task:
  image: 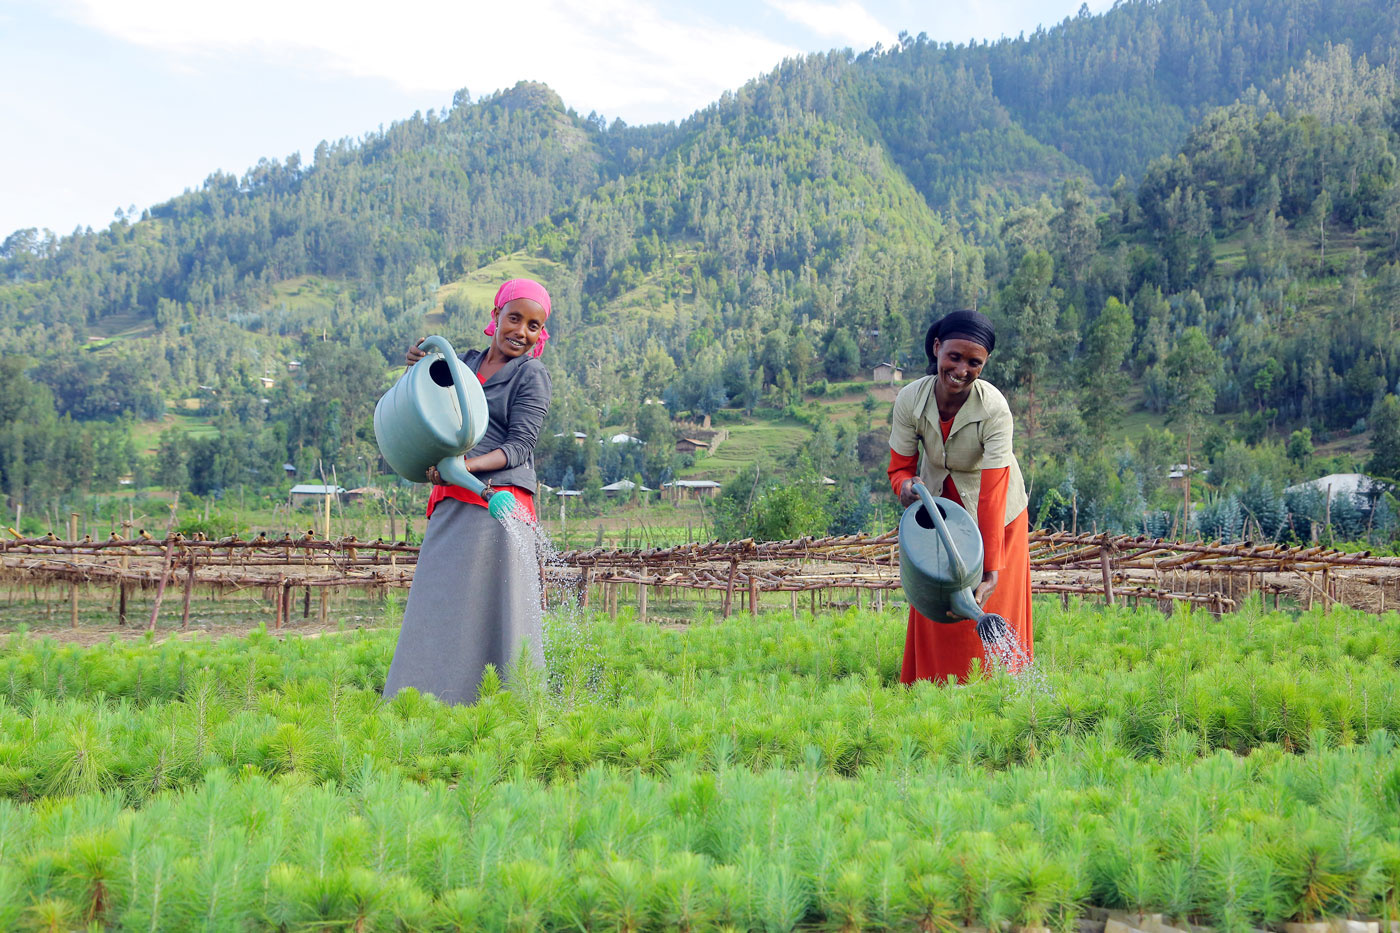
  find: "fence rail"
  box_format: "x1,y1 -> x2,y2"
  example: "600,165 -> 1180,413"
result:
3,529 -> 1398,630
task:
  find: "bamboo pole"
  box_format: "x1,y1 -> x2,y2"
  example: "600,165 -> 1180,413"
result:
180,555 -> 197,629
723,558 -> 737,617
65,513 -> 80,627
1100,544 -> 1115,607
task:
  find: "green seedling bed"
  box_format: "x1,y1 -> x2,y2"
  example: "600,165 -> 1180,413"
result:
0,597 -> 1398,931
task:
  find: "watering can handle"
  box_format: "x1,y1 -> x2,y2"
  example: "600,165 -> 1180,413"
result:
912,482 -> 969,582
416,335 -> 474,450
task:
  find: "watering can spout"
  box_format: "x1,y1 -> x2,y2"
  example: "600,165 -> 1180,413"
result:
435,457 -> 519,520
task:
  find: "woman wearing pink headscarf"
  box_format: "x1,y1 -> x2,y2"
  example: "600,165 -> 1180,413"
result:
383,279 -> 553,705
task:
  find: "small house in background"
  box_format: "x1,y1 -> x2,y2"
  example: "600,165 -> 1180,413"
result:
676,437 -> 710,454
663,479 -> 722,501
1167,464 -> 1203,491
602,479 -> 652,497
287,360 -> 302,372
283,463 -> 297,478
260,376 -> 275,389
344,487 -> 383,505
873,362 -> 903,383
289,484 -> 345,507
609,433 -> 644,445
820,476 -> 837,486
1285,473 -> 1382,503
555,489 -> 583,498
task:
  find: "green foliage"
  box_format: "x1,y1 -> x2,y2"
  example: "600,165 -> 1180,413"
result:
0,600 -> 1397,927
1370,394 -> 1400,481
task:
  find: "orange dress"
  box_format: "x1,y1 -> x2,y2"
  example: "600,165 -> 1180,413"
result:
888,417 -> 1033,683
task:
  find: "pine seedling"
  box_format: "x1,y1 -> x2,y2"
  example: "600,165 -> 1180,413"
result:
259,720 -> 326,776
1278,827 -> 1353,922
1001,843 -> 1072,931
1202,832 -> 1274,933
1153,857 -> 1199,927
174,833 -> 259,933
598,856 -> 651,933
261,862 -> 350,929
476,665 -> 503,701
434,885 -> 488,932
59,828 -> 117,925
949,830 -> 1000,926
653,850 -> 715,932
825,864 -> 870,931
23,895 -> 79,933
863,842 -> 910,930
755,856 -> 809,933
41,718 -> 116,798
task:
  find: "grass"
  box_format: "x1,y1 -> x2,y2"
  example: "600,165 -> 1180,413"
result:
680,419 -> 812,477
127,412 -> 220,454
83,310 -> 156,345
266,274 -> 346,316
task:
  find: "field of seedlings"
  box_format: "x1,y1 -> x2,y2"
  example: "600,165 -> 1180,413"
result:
1,597 -> 1399,931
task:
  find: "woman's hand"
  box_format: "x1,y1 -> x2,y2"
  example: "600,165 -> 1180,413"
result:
898,478 -> 920,508
974,570 -> 999,606
424,465 -> 448,485
405,337 -> 427,367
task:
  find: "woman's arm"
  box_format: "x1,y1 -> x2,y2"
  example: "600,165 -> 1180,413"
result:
494,364 -> 551,469
888,385 -> 923,506
889,450 -> 920,507
427,362 -> 551,485
972,399 -> 1016,604
974,466 -> 1010,604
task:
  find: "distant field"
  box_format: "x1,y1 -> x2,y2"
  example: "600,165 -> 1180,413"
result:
683,418 -> 812,477
427,252 -> 566,326
266,274 -> 344,316
129,411 -> 219,453
85,310 -> 155,344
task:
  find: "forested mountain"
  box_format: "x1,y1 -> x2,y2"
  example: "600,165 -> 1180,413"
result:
5,0 -> 1400,542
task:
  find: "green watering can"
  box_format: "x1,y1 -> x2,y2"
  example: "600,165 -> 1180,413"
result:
373,335 -> 518,520
898,482 -> 1005,640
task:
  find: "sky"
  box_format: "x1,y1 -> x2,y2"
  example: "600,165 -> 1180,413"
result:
0,0 -> 1112,238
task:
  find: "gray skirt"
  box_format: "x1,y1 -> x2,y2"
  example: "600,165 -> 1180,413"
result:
383,498 -> 543,705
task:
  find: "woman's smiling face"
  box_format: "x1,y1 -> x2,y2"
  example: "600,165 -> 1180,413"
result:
492,298 -> 548,358
932,337 -> 987,396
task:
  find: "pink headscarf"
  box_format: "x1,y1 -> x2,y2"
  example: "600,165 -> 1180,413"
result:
483,278 -> 552,359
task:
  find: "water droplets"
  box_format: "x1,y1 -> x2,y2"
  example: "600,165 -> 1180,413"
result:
977,613 -> 1048,694
495,502 -> 604,707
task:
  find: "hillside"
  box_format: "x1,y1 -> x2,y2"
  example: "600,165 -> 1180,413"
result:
4,0 -> 1400,543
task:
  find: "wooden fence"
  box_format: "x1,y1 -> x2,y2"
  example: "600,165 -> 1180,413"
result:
3,528 -> 1399,630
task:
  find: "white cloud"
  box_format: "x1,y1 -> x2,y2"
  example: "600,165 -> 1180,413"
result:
55,0 -> 801,123
767,0 -> 895,49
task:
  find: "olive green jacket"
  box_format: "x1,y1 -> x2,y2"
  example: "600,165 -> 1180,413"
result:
888,376 -> 1028,527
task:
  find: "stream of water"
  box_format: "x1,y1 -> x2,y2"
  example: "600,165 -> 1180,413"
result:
976,613 -> 1048,693
498,503 -> 604,706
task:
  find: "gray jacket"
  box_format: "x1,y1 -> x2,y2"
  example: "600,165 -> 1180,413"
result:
457,348 -> 552,493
